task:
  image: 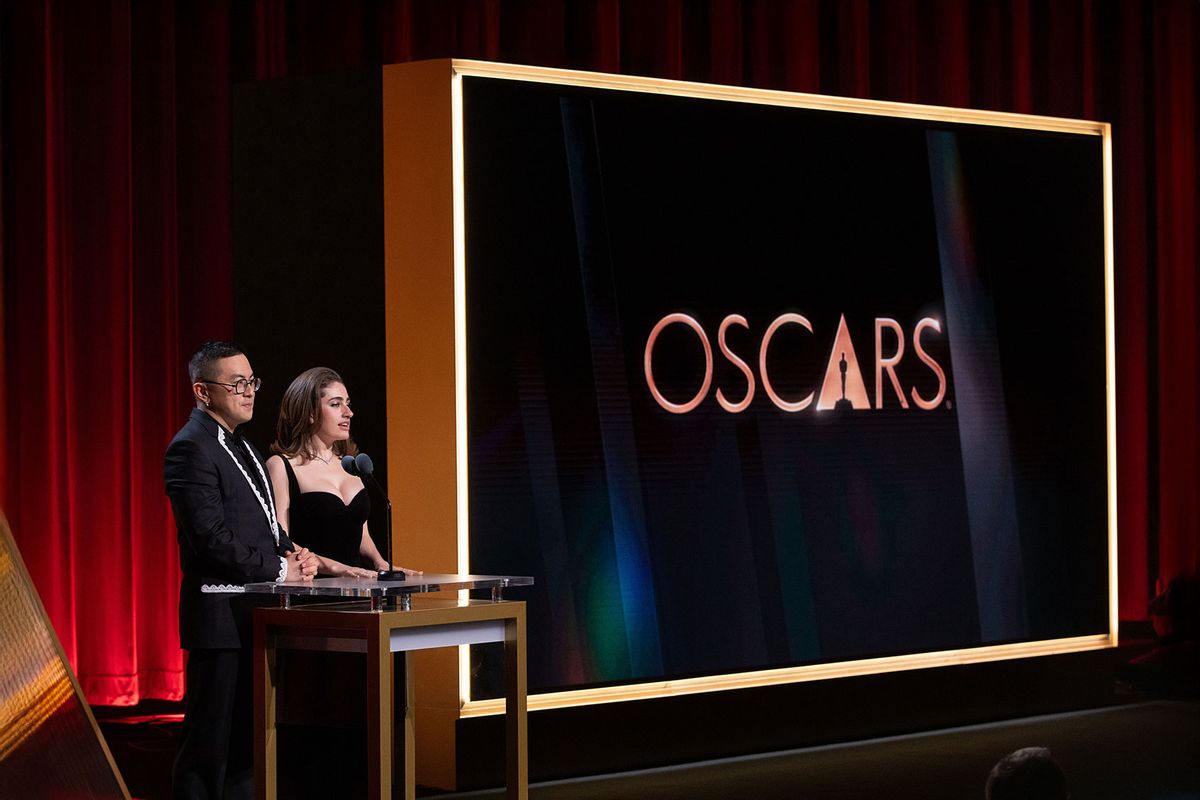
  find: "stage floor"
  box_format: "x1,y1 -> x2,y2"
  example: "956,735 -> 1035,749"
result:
437,700 -> 1199,800
98,698 -> 1198,799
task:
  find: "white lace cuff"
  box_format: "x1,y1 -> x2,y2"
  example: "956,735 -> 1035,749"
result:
276,556 -> 288,583
200,584 -> 246,594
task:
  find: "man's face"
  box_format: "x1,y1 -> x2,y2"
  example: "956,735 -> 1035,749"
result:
197,354 -> 257,429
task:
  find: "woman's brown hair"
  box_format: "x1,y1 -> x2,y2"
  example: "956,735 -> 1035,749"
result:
271,367 -> 359,462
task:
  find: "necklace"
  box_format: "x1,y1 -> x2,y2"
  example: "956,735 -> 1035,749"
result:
312,451 -> 334,464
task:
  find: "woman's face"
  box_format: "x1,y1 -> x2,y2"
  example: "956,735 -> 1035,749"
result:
315,381 -> 353,444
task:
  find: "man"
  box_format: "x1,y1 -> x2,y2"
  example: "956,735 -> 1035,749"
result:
164,341 -> 318,800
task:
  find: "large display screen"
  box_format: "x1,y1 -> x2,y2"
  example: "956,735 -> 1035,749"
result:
464,76 -> 1111,699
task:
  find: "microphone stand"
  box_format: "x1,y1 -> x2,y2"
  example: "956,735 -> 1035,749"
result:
343,454 -> 405,582
373,484 -> 405,581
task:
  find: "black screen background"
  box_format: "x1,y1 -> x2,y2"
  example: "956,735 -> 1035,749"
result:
463,77 -> 1109,697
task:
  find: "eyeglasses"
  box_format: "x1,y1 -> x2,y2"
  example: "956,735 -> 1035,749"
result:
200,377 -> 262,395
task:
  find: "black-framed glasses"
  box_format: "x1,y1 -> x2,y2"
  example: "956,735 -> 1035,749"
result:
200,377 -> 262,395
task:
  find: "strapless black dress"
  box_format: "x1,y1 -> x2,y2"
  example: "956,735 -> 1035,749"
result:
272,456 -> 375,746
279,455 -> 370,568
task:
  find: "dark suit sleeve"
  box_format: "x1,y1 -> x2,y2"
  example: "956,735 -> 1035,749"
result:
165,437 -> 286,583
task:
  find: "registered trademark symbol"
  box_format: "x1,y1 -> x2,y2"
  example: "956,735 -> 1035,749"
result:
946,400 -> 953,409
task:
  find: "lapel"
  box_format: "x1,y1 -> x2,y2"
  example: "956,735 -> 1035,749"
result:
191,408 -> 280,544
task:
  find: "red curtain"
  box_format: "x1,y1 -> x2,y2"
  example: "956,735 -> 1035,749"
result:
1,0 -> 1196,705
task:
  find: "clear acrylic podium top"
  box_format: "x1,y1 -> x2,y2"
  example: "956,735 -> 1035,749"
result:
243,573 -> 533,599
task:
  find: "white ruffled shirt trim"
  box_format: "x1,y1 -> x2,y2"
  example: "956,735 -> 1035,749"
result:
200,584 -> 246,594
215,427 -> 280,545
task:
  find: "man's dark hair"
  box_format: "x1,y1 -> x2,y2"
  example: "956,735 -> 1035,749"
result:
188,341 -> 245,384
986,747 -> 1069,800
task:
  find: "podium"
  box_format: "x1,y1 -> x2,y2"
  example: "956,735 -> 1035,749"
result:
246,575 -> 533,800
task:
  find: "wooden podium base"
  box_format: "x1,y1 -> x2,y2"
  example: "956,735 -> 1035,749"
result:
254,596 -> 527,800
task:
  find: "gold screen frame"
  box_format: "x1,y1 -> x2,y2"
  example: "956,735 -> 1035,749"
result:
0,512 -> 130,798
382,60 -> 1117,722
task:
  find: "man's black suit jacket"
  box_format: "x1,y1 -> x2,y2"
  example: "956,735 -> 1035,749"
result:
164,408 -> 295,650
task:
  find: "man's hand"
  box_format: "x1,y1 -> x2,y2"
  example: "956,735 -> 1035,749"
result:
284,547 -> 319,582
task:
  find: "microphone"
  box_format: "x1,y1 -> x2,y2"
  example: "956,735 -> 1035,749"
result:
341,452 -> 404,581
353,452 -> 374,480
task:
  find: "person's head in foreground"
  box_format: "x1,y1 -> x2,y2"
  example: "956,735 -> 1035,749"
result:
985,746 -> 1070,800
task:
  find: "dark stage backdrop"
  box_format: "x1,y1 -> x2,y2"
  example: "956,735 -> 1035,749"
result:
0,0 -> 1196,706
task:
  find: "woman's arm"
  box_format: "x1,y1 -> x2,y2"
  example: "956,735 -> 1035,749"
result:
265,455 -> 291,534
314,553 -> 374,579
359,523 -> 422,575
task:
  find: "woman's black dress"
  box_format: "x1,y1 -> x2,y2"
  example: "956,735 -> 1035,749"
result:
273,455 -> 373,744
279,455 -> 370,568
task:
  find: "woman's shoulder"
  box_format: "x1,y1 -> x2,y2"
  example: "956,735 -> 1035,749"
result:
265,453 -> 297,474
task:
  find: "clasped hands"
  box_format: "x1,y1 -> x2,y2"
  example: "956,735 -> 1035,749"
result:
284,547 -> 320,582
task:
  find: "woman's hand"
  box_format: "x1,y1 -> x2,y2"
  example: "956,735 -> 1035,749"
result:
376,562 -> 423,576
318,555 -> 375,579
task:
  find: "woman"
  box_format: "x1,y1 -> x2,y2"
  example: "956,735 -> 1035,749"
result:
267,366 -> 417,578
